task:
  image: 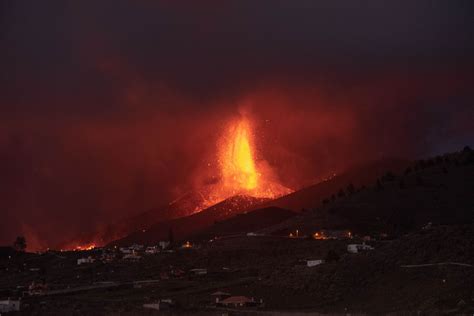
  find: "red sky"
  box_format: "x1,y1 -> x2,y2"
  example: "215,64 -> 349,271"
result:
0,1 -> 473,249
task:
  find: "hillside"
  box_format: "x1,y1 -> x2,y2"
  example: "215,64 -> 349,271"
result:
262,148 -> 474,237
58,189 -> 220,249
192,207 -> 297,240
109,195 -> 269,246
256,224 -> 474,312
257,158 -> 409,212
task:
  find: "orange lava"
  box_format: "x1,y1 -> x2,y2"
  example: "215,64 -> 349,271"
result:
219,118 -> 258,192
65,243 -> 96,251
202,116 -> 291,207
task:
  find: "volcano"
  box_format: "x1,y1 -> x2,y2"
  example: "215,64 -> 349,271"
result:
62,115 -> 291,250
109,194 -> 271,246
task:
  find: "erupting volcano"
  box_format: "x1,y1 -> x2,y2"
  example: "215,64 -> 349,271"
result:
202,116 -> 291,208
57,116 -> 291,251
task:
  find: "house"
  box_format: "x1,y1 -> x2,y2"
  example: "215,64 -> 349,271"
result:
158,241 -> 170,250
143,299 -> 174,311
0,298 -> 20,313
129,244 -> 144,251
306,259 -> 324,267
170,268 -> 185,278
347,243 -> 374,253
100,252 -> 116,263
210,291 -> 231,304
119,247 -> 132,254
145,246 -> 159,254
218,296 -> 261,308
28,281 -> 48,296
122,253 -> 142,261
189,268 -> 207,276
77,256 -> 95,265
422,222 -> 433,230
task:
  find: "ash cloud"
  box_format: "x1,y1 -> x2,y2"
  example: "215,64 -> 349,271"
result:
0,1 -> 473,249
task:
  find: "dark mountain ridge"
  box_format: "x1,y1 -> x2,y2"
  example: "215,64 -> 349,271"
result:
261,148 -> 474,237
109,195 -> 269,246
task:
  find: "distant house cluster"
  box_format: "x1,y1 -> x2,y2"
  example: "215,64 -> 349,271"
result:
211,291 -> 264,308
347,243 -> 374,254
0,298 -> 21,313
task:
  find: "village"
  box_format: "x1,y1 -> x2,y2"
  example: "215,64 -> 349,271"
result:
0,229 -> 378,314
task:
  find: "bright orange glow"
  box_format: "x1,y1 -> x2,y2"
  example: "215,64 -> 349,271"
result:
220,118 -> 258,191
201,115 -> 292,208
73,243 -> 96,251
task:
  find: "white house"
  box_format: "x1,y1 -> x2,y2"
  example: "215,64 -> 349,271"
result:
0,299 -> 20,313
145,246 -> 159,254
218,296 -> 261,308
306,259 -> 324,267
77,256 -> 95,265
123,253 -> 142,261
347,243 -> 374,253
189,268 -> 207,276
129,244 -> 144,251
158,241 -> 170,250
119,247 -> 132,254
143,299 -> 173,311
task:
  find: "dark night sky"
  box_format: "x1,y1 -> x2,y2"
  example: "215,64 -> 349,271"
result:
1,1 -> 473,249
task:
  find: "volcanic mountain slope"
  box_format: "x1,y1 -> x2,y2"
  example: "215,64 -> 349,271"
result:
261,148 -> 474,237
106,159 -> 409,246
59,189 -> 216,249
255,158 -> 410,212
191,207 -> 297,240
109,195 -> 269,246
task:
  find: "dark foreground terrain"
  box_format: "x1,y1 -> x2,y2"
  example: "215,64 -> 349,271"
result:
1,224 -> 473,315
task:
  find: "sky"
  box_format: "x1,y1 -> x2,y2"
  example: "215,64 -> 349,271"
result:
0,1 -> 473,249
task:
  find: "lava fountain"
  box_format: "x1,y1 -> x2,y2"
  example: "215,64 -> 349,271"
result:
202,115 -> 291,207
219,118 -> 258,192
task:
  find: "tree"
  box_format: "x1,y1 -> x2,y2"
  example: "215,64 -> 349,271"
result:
13,236 -> 27,252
